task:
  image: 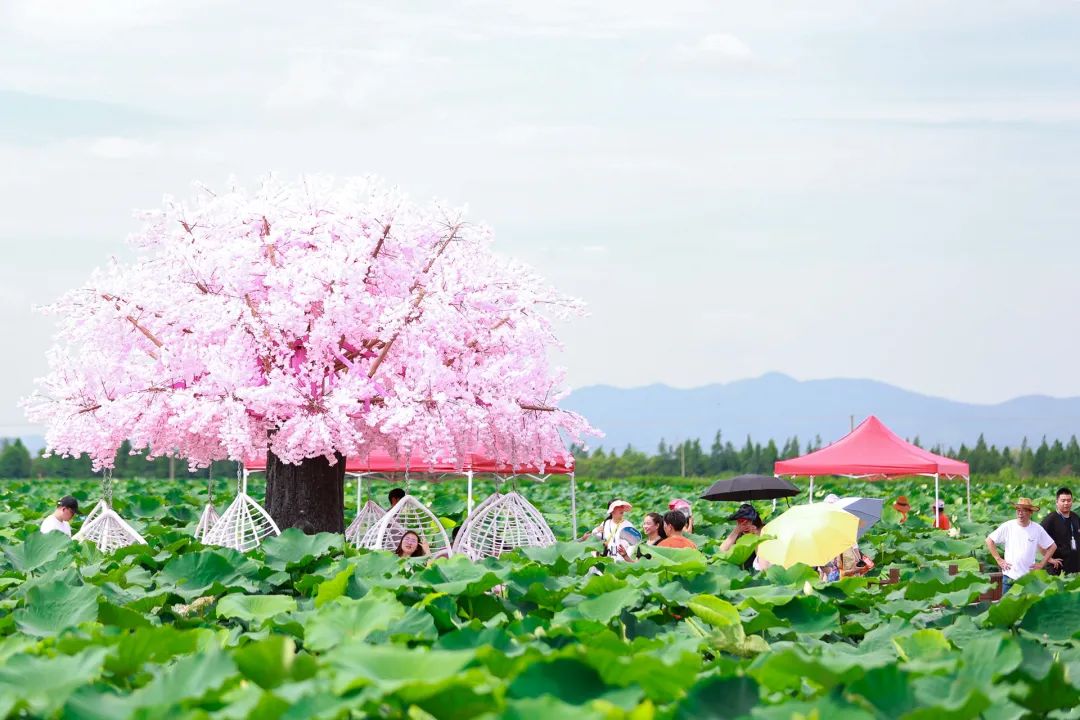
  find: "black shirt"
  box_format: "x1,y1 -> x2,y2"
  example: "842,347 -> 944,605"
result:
1040,511 -> 1080,574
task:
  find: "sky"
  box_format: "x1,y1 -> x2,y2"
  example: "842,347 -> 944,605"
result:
2,0 -> 1080,438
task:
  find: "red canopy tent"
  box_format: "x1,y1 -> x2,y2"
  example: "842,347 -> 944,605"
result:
243,447 -> 579,535
773,415 -> 971,524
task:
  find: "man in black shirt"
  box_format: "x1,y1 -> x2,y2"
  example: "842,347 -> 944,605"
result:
1040,487 -> 1079,574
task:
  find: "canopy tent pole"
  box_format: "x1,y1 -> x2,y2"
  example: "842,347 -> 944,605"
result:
808,475 -> 815,503
466,470 -> 474,517
570,472 -> 577,540
965,474 -> 971,522
933,472 -> 940,528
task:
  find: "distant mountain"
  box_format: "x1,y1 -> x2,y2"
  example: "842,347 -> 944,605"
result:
562,373 -> 1080,452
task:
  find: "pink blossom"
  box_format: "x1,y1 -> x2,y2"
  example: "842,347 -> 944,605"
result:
24,175 -> 595,471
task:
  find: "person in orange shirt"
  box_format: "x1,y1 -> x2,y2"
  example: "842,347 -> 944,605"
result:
657,510 -> 698,549
934,499 -> 952,530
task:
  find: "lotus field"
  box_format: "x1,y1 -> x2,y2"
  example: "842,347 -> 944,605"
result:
1,474 -> 1078,719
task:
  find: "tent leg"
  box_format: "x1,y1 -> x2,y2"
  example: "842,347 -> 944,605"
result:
570,472 -> 578,540
933,473 -> 940,528
809,475 -> 815,504
467,471 -> 474,517
965,474 -> 971,523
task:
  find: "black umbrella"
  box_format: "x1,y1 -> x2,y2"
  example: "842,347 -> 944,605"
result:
700,474 -> 800,502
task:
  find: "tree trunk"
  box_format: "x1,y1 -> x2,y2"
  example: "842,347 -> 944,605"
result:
265,451 -> 346,534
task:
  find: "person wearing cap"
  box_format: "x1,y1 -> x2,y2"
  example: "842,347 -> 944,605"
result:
719,503 -> 767,570
893,496 -> 911,524
986,497 -> 1058,594
582,499 -> 635,559
40,496 -> 79,537
668,498 -> 694,533
933,499 -> 951,531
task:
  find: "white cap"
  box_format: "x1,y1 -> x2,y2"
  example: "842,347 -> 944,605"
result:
824,493 -> 840,504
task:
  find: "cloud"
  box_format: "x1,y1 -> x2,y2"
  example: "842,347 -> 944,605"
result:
265,54 -> 348,110
674,33 -> 754,66
804,100 -> 1080,127
86,136 -> 158,159
3,0 -> 194,39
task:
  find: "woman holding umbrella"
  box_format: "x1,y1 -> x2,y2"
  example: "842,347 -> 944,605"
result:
720,504 -> 770,571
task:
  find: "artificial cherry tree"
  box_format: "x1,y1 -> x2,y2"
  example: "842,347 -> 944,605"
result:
27,176 -> 591,532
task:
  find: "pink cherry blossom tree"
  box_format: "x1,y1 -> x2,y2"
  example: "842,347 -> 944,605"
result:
26,175 -> 593,532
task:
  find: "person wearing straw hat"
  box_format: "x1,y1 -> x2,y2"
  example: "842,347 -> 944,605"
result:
892,496 -> 910,524
986,497 -> 1058,594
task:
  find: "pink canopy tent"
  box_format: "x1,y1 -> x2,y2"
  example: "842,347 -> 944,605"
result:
774,415 -> 971,524
243,447 -> 579,535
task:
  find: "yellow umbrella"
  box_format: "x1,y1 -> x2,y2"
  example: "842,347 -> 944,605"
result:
756,503 -> 860,568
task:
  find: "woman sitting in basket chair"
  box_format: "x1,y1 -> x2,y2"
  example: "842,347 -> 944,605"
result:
395,530 -> 430,558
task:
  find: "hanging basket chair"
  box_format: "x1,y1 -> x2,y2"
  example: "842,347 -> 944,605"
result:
193,472 -> 220,542
201,471 -> 280,552
359,494 -> 452,557
194,503 -> 221,542
74,506 -> 148,552
346,500 -> 387,546
80,499 -> 108,528
452,490 -> 556,560
73,472 -> 148,553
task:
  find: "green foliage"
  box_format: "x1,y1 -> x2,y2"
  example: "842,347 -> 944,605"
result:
0,439 -> 32,479
572,430 -> 1080,478
0,474 -> 1077,718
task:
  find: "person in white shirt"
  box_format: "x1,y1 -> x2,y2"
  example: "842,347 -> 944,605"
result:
986,496 -> 1057,594
40,495 -> 80,537
582,499 -> 635,560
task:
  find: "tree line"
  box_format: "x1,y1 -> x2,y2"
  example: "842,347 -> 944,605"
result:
0,439 -> 240,480
2,431 -> 1079,480
570,432 -> 1080,478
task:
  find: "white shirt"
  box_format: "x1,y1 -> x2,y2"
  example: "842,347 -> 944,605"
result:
40,515 -> 72,537
591,518 -> 635,561
987,519 -> 1055,579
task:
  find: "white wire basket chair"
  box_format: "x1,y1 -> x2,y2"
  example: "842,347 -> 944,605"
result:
359,494 -> 452,557
451,490 -> 556,560
73,472 -> 148,552
194,503 -> 221,542
193,472 -> 220,542
201,467 -> 280,552
346,500 -> 387,546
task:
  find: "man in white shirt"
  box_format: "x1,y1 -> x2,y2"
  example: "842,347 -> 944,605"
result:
986,497 -> 1057,594
39,495 -> 80,537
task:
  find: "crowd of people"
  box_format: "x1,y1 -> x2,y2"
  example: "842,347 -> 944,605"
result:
36,483 -> 1080,594
576,486 -> 1079,591
581,497 -> 702,561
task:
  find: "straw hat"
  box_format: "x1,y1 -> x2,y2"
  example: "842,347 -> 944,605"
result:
607,499 -> 632,514
1013,497 -> 1039,512
893,496 -> 911,511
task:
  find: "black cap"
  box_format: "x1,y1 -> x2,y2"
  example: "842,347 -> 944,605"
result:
726,503 -> 759,521
57,496 -> 80,513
